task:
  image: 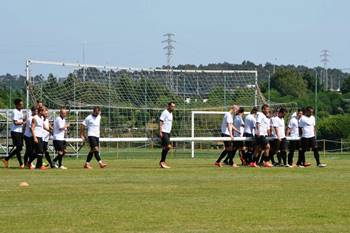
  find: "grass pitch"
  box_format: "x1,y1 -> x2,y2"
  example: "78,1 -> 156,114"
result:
0,152 -> 349,233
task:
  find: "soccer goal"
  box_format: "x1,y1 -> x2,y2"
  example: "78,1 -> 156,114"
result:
23,59 -> 264,157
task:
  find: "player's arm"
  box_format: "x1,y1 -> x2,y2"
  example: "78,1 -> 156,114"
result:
80,123 -> 86,141
274,126 -> 281,140
255,122 -> 260,136
31,118 -> 38,144
159,120 -> 164,138
228,123 -> 234,139
286,127 -> 291,136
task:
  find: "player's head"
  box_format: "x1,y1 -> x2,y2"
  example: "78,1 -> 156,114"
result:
14,98 -> 23,110
262,104 -> 269,115
250,106 -> 258,115
237,107 -> 245,115
43,107 -> 49,118
230,104 -> 239,113
297,108 -> 303,119
92,106 -> 101,117
167,101 -> 176,112
60,106 -> 68,118
31,106 -> 37,116
37,107 -> 44,116
278,107 -> 287,118
36,100 -> 43,109
305,106 -> 314,117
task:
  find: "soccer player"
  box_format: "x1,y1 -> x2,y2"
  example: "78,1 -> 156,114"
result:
53,106 -> 69,169
2,99 -> 25,168
159,102 -> 176,169
215,104 -> 240,167
298,106 -> 327,167
80,106 -> 107,169
231,107 -> 246,167
28,107 -> 47,170
244,107 -> 258,167
255,104 -> 273,167
286,109 -> 303,167
269,108 -> 288,167
23,106 -> 36,169
42,107 -> 54,168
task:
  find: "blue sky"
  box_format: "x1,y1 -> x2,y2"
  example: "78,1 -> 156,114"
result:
0,0 -> 349,74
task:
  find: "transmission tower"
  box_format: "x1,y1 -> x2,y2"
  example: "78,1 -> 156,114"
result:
162,33 -> 176,91
320,49 -> 330,90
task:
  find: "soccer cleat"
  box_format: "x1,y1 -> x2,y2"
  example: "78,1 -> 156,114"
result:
231,163 -> 238,168
286,164 -> 294,168
304,162 -> 312,167
19,164 -> 25,169
297,165 -> 305,168
39,166 -> 47,170
99,162 -> 107,168
249,162 -> 258,167
214,162 -> 223,167
2,159 -> 9,168
27,163 -> 35,170
59,166 -> 68,170
84,163 -> 93,169
317,163 -> 327,168
160,162 -> 171,169
263,161 -> 273,168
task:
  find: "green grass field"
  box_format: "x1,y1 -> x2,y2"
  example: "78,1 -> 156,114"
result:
0,151 -> 349,233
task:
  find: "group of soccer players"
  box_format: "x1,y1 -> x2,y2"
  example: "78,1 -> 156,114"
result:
214,104 -> 327,168
1,99 -> 107,170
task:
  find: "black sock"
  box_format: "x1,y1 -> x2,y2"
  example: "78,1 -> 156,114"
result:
228,150 -> 235,164
35,154 -> 43,168
313,148 -> 321,165
269,152 -> 276,164
94,151 -> 101,162
45,152 -> 53,167
160,149 -> 169,162
288,151 -> 294,165
277,152 -> 282,164
216,150 -> 227,163
16,150 -> 23,166
86,152 -> 93,163
281,151 -> 287,165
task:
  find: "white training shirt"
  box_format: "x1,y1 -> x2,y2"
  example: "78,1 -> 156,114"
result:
271,116 -> 286,139
221,112 -> 234,135
244,113 -> 256,135
53,116 -> 66,141
33,115 -> 44,138
299,115 -> 316,138
42,118 -> 50,142
159,109 -> 173,134
82,114 -> 101,138
11,109 -> 24,133
233,115 -> 245,137
288,117 -> 300,138
24,116 -> 33,137
256,112 -> 270,136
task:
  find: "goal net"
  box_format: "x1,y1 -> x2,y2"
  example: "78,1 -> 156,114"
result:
25,59 -> 269,157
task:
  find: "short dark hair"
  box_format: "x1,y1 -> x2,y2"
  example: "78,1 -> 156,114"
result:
93,106 -> 101,112
305,106 -> 314,112
168,101 -> 175,106
262,104 -> 269,111
279,107 -> 287,114
250,107 -> 258,114
297,108 -> 303,113
238,107 -> 245,114
14,98 -> 22,106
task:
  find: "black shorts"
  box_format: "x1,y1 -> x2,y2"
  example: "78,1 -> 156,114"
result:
24,136 -> 34,153
53,140 -> 66,152
11,131 -> 23,151
232,140 -> 244,149
221,133 -> 232,148
256,135 -> 269,148
270,138 -> 287,152
301,137 -> 317,151
288,140 -> 300,151
161,133 -> 171,147
88,136 -> 100,149
243,133 -> 255,149
33,137 -> 43,155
